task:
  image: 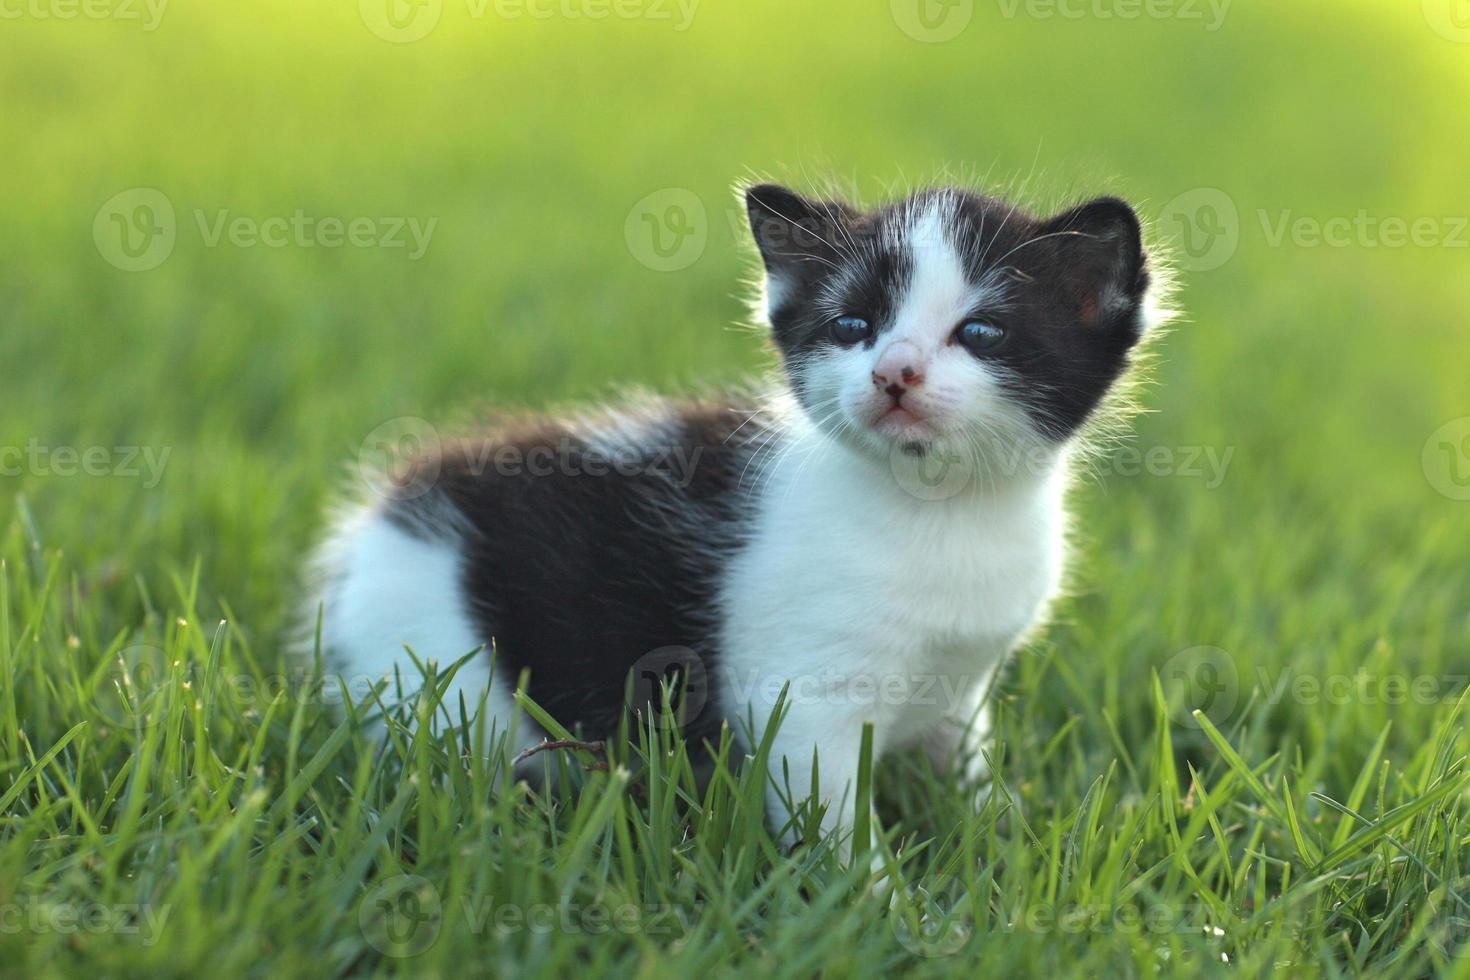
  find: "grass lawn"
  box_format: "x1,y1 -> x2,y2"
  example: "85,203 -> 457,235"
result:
2,0 -> 1469,975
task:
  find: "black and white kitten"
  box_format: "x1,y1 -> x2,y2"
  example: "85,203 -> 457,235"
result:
307,183 -> 1165,848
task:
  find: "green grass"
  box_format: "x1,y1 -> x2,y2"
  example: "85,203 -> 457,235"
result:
2,0 -> 1470,976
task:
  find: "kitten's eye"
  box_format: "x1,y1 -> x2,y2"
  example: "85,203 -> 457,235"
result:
830,316 -> 873,346
955,320 -> 1006,355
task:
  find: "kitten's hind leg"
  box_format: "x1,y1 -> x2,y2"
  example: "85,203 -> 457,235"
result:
306,502 -> 547,758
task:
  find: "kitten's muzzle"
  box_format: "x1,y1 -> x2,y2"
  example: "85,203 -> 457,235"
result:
871,340 -> 925,398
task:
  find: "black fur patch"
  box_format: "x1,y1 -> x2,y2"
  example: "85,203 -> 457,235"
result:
383,400 -> 778,742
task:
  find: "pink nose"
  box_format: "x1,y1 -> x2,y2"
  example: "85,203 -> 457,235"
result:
872,341 -> 925,395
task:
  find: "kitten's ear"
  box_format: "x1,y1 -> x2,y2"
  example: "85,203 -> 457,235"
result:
1037,197 -> 1150,334
744,184 -> 853,277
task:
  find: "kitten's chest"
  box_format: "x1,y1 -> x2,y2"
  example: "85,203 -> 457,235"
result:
724,453 -> 1066,658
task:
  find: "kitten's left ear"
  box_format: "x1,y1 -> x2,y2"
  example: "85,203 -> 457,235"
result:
744,184 -> 854,277
1037,197 -> 1150,334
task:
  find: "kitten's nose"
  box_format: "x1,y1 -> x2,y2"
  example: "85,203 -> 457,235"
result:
872,341 -> 924,395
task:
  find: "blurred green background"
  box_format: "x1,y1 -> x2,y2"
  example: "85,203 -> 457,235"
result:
1,0 -> 1467,759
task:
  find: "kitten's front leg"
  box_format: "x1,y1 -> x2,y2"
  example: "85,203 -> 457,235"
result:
749,693 -> 879,860
769,715 -> 860,850
918,674 -> 996,800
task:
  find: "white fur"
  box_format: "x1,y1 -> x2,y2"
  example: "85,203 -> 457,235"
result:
718,407 -> 1065,849
763,272 -> 794,320
309,502 -> 547,756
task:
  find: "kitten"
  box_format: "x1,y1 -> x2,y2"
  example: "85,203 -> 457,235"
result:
305,182 -> 1165,851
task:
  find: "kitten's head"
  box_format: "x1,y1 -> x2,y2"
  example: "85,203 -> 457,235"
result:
745,183 -> 1162,468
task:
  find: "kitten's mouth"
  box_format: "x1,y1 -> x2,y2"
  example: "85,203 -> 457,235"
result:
873,404 -> 931,434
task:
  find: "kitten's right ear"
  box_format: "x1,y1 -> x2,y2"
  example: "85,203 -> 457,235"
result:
744,184 -> 852,277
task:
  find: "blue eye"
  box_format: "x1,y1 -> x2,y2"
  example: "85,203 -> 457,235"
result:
830,316 -> 873,346
955,320 -> 1006,355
